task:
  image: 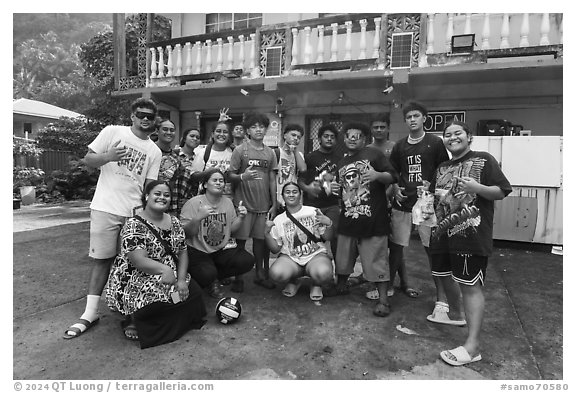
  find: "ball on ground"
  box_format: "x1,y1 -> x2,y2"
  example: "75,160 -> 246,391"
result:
215,297 -> 242,324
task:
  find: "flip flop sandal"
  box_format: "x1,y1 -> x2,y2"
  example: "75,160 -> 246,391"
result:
63,318 -> 100,339
123,324 -> 139,341
365,289 -> 380,300
400,286 -> 420,298
440,346 -> 482,366
426,302 -> 466,326
373,303 -> 391,317
282,281 -> 302,297
347,275 -> 368,287
309,285 -> 323,301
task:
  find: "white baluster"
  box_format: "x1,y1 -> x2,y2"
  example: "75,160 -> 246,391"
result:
520,13 -> 530,47
291,28 -> 299,66
184,42 -> 192,75
500,14 -> 510,49
446,13 -> 454,52
216,38 -> 224,72
204,40 -> 213,73
157,46 -> 165,78
166,45 -> 173,77
250,33 -> 259,78
316,25 -> 325,63
304,26 -> 312,63
330,23 -> 339,61
372,17 -> 381,58
358,19 -> 367,59
149,47 -> 157,79
195,41 -> 202,74
560,15 -> 563,44
482,13 -> 491,49
238,35 -> 245,70
227,36 -> 235,69
426,14 -> 435,54
344,21 -> 352,60
174,44 -> 182,76
540,13 -> 550,45
465,13 -> 472,34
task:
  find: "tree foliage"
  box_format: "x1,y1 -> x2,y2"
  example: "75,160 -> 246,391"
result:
14,13 -> 171,130
35,117 -> 102,158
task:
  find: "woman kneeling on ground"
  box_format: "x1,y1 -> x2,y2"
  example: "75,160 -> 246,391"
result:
106,180 -> 207,348
265,182 -> 334,301
180,168 -> 255,299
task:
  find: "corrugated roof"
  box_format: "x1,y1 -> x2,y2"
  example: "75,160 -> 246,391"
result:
13,98 -> 83,120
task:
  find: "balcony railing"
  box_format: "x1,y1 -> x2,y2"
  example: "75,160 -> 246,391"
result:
146,13 -> 385,87
142,13 -> 563,89
425,13 -> 562,55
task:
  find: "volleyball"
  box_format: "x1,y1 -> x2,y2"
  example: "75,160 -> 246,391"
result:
215,297 -> 242,324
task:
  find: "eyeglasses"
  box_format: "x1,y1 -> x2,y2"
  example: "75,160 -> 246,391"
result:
134,111 -> 156,121
345,173 -> 358,180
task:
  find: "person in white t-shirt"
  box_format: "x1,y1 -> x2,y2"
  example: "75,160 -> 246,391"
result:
265,182 -> 334,301
63,97 -> 162,339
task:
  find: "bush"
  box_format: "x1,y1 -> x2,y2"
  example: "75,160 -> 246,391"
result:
44,158 -> 99,201
36,116 -> 102,158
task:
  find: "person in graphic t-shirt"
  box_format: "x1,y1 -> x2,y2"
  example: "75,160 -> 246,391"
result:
265,182 -> 334,302
298,124 -> 342,258
64,97 -> 162,339
180,169 -> 255,299
389,101 -> 463,325
324,123 -> 397,318
429,121 -> 511,366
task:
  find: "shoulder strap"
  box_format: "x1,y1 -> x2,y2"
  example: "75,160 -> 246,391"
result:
285,209 -> 322,243
133,215 -> 179,262
203,142 -> 213,164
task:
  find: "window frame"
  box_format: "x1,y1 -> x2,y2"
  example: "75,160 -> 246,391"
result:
205,13 -> 263,33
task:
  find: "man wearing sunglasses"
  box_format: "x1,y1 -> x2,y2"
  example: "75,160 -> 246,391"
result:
325,123 -> 398,318
64,98 -> 163,339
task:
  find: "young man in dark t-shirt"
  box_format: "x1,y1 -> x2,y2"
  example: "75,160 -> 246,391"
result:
324,123 -> 397,318
389,101 -> 463,325
298,124 -> 342,258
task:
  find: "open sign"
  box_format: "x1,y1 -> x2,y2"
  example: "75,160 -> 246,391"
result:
424,111 -> 466,132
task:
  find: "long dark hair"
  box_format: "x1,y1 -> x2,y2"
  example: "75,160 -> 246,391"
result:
180,127 -> 202,147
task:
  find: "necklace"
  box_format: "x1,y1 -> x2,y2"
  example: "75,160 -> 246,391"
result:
408,133 -> 425,144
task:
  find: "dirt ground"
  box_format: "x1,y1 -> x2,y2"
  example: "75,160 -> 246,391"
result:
11,202 -> 563,381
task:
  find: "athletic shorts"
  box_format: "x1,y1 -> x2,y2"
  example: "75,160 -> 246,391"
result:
89,209 -> 127,260
389,209 -> 431,247
335,235 -> 389,282
430,253 -> 488,286
234,211 -> 268,240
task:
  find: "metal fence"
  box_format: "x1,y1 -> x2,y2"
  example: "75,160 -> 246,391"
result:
13,150 -> 72,173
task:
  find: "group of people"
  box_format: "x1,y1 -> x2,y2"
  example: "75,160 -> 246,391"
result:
63,97 -> 511,366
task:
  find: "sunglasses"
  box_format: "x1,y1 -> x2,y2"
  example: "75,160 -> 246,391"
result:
134,111 -> 156,121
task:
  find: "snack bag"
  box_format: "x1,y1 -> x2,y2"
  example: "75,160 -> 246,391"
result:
412,181 -> 437,227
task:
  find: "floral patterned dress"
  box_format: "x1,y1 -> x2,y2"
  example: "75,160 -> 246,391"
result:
106,215 -> 189,315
